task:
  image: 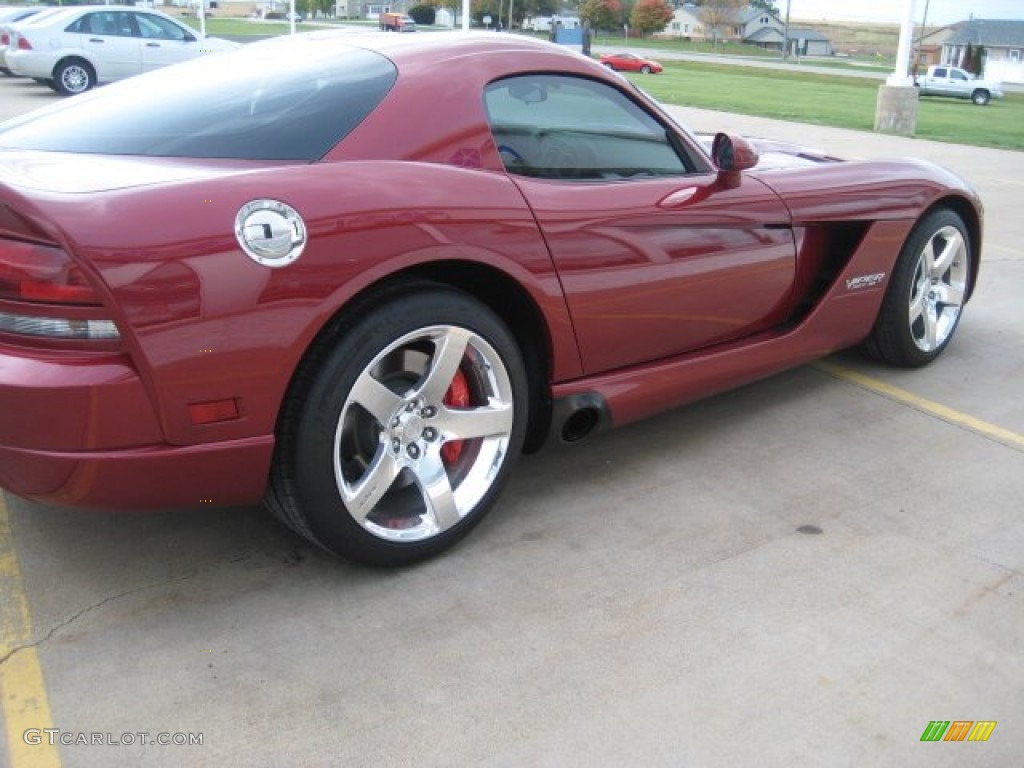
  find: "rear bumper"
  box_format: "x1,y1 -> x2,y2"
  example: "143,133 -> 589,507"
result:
0,437 -> 273,509
0,343 -> 273,509
4,50 -> 54,79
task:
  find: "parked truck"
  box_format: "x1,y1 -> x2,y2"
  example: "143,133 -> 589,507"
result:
379,12 -> 415,32
914,65 -> 1004,105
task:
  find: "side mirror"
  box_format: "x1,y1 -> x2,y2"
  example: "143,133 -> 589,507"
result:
712,132 -> 758,186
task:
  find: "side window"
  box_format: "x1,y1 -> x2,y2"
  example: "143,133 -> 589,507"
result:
952,70 -> 968,81
933,67 -> 947,78
66,16 -> 89,33
79,12 -> 133,37
484,75 -> 695,181
135,13 -> 190,41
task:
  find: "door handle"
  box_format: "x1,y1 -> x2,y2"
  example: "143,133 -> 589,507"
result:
146,42 -> 160,47
88,38 -> 105,43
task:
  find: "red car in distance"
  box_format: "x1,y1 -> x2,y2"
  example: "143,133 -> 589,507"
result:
599,52 -> 664,73
0,32 -> 981,566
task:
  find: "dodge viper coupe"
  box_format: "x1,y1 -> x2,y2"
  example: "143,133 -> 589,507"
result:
0,32 -> 981,566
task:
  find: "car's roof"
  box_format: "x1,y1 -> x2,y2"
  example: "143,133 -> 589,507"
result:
0,6 -> 40,22
256,29 -> 595,72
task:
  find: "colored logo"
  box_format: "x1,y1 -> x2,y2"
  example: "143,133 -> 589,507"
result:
920,721 -> 997,742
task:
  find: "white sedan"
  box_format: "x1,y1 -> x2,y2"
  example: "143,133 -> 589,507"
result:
5,4 -> 238,95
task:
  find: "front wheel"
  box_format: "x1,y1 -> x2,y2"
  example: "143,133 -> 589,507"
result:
267,284 -> 528,566
971,89 -> 990,105
864,208 -> 971,367
640,65 -> 651,74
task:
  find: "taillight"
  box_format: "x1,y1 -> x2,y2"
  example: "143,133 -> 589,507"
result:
17,35 -> 31,51
1,33 -> 9,46
0,239 -> 101,305
0,238 -> 119,341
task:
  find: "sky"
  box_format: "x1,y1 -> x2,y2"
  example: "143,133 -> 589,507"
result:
785,0 -> 1024,25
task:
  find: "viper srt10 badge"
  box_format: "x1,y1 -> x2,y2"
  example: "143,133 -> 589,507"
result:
846,272 -> 886,291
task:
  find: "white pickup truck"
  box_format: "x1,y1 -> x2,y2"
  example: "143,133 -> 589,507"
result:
915,65 -> 1004,105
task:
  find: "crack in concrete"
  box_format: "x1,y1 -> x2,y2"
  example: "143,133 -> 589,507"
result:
0,568 -> 201,669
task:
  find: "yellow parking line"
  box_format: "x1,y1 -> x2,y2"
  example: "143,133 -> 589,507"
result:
816,361 -> 1024,451
0,495 -> 61,768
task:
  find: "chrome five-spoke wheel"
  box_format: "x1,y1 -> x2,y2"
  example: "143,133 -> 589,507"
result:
335,325 -> 514,543
866,208 -> 972,367
907,223 -> 968,353
267,284 -> 527,566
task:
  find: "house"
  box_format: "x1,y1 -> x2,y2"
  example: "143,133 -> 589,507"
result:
786,28 -> 833,57
937,19 -> 1024,84
661,5 -> 704,40
657,3 -> 832,56
731,6 -> 784,45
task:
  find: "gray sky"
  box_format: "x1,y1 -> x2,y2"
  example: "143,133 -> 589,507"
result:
786,0 -> 1024,25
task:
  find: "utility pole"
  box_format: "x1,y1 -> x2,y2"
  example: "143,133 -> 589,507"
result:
783,0 -> 791,61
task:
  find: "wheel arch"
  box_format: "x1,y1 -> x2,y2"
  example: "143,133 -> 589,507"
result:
283,261 -> 555,455
922,194 -> 982,302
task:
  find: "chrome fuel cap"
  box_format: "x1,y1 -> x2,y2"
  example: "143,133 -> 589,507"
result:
235,199 -> 306,267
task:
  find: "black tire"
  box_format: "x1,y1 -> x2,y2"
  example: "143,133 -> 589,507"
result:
53,58 -> 94,96
266,283 -> 528,566
864,208 -> 971,367
971,89 -> 990,105
640,65 -> 651,74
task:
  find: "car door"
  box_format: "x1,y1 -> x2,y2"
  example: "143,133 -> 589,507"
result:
134,12 -> 197,72
74,11 -> 142,80
484,75 -> 796,375
932,67 -> 956,96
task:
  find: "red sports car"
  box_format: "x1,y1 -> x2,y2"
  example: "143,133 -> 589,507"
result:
599,52 -> 664,73
0,32 -> 981,566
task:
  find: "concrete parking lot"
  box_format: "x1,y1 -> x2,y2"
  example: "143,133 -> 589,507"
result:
1,75 -> 1022,767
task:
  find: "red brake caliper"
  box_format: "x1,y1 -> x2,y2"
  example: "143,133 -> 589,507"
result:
441,368 -> 470,465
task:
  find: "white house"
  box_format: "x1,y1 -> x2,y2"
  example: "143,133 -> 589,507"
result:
660,5 -> 704,40
939,18 -> 1024,84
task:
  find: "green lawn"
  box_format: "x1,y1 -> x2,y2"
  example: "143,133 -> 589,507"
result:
628,62 -> 1024,151
181,17 -> 320,36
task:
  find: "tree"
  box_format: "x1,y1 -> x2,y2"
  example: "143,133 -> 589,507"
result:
974,45 -> 987,76
579,0 -> 623,32
697,0 -> 745,47
750,0 -> 779,13
409,4 -> 436,24
961,42 -> 974,72
629,0 -> 672,38
521,0 -> 560,21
